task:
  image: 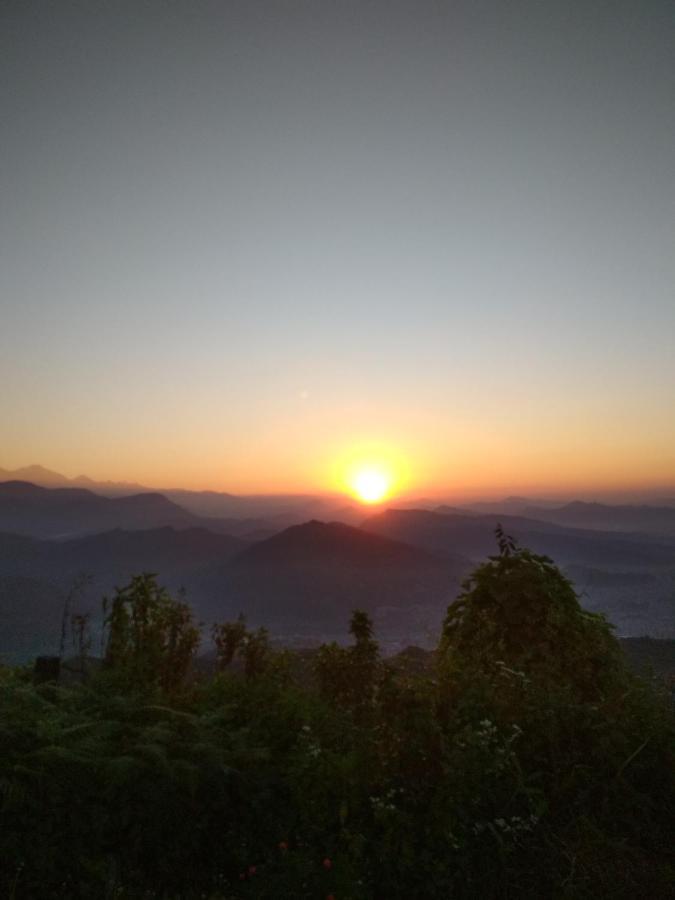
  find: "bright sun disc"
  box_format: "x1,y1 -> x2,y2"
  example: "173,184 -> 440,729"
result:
352,467 -> 391,504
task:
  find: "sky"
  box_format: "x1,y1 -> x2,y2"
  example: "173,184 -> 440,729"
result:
1,0 -> 674,498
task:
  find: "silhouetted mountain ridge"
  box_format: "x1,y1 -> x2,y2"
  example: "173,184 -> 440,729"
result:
0,481 -> 257,539
234,519 -> 443,568
361,508 -> 675,638
2,483 -> 675,662
0,465 -> 350,521
462,496 -> 675,534
517,500 -> 675,535
0,465 -> 144,492
362,508 -> 675,565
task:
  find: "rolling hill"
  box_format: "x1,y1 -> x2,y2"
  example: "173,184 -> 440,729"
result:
193,520 -> 470,639
2,487 -> 675,662
463,497 -> 675,535
233,519 -> 447,567
0,465 -> 355,522
0,526 -> 248,663
0,481 -> 271,539
361,509 -> 675,637
0,520 -> 470,661
514,500 -> 675,536
0,481 -> 204,538
361,508 -> 675,567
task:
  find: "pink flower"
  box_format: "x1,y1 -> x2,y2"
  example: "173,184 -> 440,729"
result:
248,865 -> 257,876
322,857 -> 332,870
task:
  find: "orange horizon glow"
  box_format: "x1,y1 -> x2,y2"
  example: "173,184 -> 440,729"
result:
2,438 -> 675,504
3,402 -> 675,502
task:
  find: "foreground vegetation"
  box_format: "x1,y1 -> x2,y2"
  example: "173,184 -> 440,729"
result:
1,532 -> 673,898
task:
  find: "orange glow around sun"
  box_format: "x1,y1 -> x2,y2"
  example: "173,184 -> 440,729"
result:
331,443 -> 408,505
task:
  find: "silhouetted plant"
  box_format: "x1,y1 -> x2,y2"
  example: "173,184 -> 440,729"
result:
440,527 -> 623,698
212,614 -> 247,670
315,609 -> 381,715
70,611 -> 91,679
58,572 -> 92,659
212,616 -> 273,678
103,573 -> 200,691
243,626 -> 271,678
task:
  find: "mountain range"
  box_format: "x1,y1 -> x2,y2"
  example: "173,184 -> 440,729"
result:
0,465 -> 356,522
365,508 -> 675,567
0,475 -> 674,663
461,498 -> 675,535
0,481 -> 235,539
0,517 -> 467,663
362,508 -> 675,638
6,465 -> 675,532
0,465 -> 145,493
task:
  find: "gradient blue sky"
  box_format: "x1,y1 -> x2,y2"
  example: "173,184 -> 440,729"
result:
2,1 -> 674,495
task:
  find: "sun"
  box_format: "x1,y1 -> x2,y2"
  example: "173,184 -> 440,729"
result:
350,466 -> 392,504
329,442 -> 407,505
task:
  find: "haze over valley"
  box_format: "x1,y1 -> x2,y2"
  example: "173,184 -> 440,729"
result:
1,466 -> 673,665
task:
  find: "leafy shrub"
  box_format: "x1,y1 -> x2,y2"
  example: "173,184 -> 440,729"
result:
103,574 -> 200,692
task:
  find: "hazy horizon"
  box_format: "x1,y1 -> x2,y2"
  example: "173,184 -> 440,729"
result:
2,1 -> 674,496
1,460 -> 674,507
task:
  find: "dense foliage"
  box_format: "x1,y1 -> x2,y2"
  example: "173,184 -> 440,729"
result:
440,526 -> 625,695
0,536 -> 673,898
103,574 -> 201,692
